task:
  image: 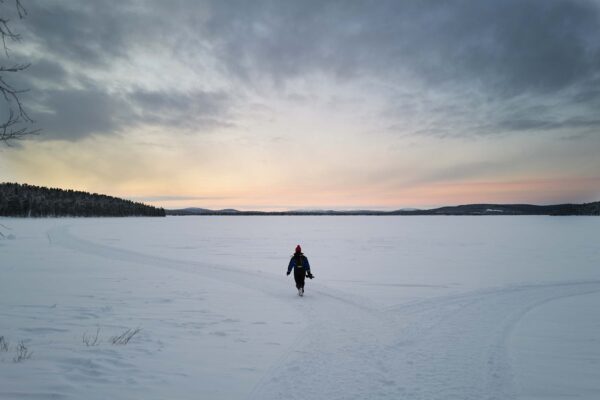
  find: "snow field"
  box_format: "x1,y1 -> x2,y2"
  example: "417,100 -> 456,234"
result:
1,216 -> 599,399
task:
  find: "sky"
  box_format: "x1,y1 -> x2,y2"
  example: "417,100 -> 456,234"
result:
1,0 -> 600,210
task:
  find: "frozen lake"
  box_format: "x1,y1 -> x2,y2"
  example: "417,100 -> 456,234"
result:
1,216 -> 599,399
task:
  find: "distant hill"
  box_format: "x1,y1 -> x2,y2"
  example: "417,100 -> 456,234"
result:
394,202 -> 600,216
167,202 -> 600,216
0,183 -> 165,217
168,207 -> 241,216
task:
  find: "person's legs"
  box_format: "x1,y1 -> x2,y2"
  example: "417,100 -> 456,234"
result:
294,268 -> 305,290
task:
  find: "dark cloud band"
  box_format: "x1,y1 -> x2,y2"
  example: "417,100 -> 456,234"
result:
13,0 -> 600,140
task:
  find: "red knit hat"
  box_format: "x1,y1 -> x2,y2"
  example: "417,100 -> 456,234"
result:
295,245 -> 302,253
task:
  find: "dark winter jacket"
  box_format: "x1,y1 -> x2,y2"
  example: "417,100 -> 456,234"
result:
287,253 -> 311,274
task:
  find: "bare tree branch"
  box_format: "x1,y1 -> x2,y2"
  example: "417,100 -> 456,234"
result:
0,0 -> 38,144
15,0 -> 26,19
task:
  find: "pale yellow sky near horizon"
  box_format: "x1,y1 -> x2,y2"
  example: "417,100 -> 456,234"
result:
3,120 -> 599,211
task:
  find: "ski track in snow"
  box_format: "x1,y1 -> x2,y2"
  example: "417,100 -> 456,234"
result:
42,223 -> 600,400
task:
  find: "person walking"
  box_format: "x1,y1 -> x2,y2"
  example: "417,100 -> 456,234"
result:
287,245 -> 314,296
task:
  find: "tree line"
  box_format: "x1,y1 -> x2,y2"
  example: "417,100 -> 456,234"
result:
0,183 -> 165,217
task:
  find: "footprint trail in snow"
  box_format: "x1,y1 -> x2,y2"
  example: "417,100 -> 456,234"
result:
47,223 -> 600,400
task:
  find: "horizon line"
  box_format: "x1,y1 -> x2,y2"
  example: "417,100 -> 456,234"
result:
163,199 -> 600,213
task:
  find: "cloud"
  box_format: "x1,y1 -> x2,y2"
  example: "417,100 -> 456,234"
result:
28,86 -> 128,139
498,117 -> 600,133
23,1 -> 148,66
201,0 -> 600,138
199,0 -> 600,92
9,0 -> 600,142
128,89 -> 234,131
26,59 -> 68,85
24,86 -> 235,140
14,1 -> 236,140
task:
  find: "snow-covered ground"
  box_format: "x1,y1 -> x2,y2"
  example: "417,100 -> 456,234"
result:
1,216 -> 599,399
